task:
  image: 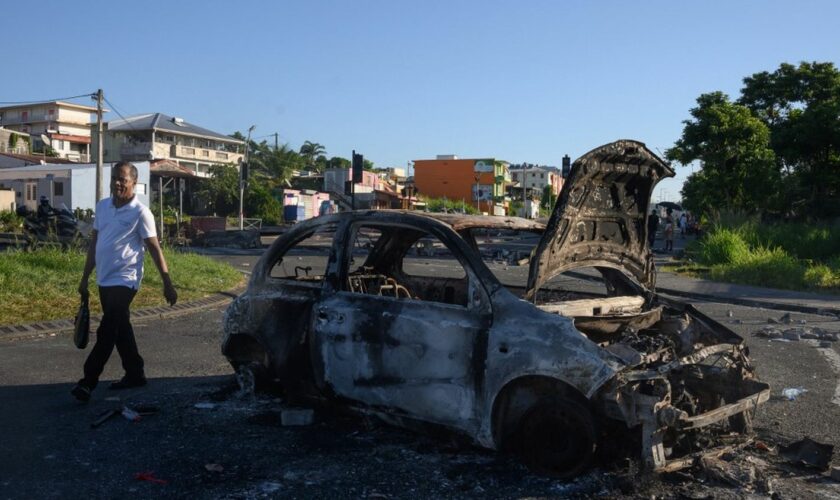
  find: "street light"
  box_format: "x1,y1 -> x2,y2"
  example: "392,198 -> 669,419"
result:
239,125 -> 255,231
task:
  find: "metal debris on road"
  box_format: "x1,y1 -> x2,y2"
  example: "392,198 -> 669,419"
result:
194,402 -> 217,410
204,463 -> 224,473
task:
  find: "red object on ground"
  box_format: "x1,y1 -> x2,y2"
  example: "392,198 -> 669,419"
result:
134,472 -> 168,484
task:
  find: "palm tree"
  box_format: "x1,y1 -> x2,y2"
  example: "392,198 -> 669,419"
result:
299,141 -> 327,171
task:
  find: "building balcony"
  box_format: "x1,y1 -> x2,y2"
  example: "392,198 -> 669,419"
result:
171,144 -> 242,164
120,142 -> 154,159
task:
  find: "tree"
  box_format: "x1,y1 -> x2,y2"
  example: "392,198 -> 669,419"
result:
739,62 -> 840,218
540,184 -> 555,210
197,164 -> 240,216
328,156 -> 350,169
299,141 -> 327,171
666,92 -> 779,214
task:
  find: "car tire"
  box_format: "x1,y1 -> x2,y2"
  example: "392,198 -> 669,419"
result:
513,395 -> 597,478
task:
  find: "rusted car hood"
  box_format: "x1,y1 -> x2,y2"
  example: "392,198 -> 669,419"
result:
526,140 -> 674,297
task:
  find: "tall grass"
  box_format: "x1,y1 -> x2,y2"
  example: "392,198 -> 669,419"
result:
0,247 -> 243,325
692,216 -> 840,293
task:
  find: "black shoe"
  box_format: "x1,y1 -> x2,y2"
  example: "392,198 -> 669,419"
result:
109,376 -> 147,390
71,383 -> 92,402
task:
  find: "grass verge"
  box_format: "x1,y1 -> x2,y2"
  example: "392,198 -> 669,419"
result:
675,222 -> 840,294
0,247 -> 244,325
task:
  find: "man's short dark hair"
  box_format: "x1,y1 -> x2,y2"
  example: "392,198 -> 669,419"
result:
114,161 -> 138,181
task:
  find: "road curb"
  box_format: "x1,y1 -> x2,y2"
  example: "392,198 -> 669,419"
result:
655,286 -> 840,318
0,287 -> 243,343
564,271 -> 840,318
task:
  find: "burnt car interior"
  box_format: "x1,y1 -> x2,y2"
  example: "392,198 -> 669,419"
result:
344,224 -> 470,307
269,224 -> 337,283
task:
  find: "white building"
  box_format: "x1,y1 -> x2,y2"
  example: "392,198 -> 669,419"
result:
96,113 -> 244,178
0,162 -> 150,212
0,101 -> 98,161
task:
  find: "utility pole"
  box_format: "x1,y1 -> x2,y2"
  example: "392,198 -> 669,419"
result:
474,173 -> 481,213
240,125 -> 255,230
274,132 -> 279,151
95,89 -> 104,203
522,168 -> 527,219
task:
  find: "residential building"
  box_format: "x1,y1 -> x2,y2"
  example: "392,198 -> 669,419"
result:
96,113 -> 244,178
510,166 -> 564,199
0,162 -> 150,212
0,101 -> 97,161
323,168 -> 402,209
412,156 -> 511,215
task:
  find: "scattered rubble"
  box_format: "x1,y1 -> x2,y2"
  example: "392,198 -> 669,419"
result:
753,325 -> 839,342
831,466 -> 840,482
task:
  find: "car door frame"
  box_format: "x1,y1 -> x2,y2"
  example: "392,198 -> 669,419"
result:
309,215 -> 494,430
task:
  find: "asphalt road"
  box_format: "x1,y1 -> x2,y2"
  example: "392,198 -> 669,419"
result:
2,247 -> 840,498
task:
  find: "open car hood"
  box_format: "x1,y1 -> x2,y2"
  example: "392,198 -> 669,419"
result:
526,140 -> 674,298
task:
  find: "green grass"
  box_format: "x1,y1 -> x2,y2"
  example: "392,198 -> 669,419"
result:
0,247 -> 243,325
680,220 -> 840,293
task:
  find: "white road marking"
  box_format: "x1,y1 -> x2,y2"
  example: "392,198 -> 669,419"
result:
814,342 -> 840,407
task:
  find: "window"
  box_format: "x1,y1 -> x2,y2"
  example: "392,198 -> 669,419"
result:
269,224 -> 337,283
21,111 -> 29,121
54,182 -> 64,196
343,223 -> 470,307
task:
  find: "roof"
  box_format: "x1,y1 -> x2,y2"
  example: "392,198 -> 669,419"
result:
150,159 -> 195,178
0,100 -> 98,112
107,113 -> 244,144
0,153 -> 76,165
0,161 -> 149,174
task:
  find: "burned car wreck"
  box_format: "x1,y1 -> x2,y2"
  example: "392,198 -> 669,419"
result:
223,140 -> 769,477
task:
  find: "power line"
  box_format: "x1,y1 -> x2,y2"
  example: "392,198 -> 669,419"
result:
0,93 -> 96,105
102,96 -> 140,132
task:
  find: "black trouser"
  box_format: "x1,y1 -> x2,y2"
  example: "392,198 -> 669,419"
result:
82,286 -> 143,388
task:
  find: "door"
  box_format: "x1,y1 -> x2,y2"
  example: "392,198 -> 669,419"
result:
311,220 -> 490,429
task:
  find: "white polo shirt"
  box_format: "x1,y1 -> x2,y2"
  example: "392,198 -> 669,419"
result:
93,196 -> 157,289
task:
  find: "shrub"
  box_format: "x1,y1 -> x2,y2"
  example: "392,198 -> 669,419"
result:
697,228 -> 751,265
245,183 -> 282,225
0,211 -> 23,233
423,197 -> 478,215
709,246 -> 804,289
804,264 -> 840,289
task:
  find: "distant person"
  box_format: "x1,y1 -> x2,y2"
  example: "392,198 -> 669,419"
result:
679,213 -> 687,238
71,162 -> 177,403
664,209 -> 675,252
647,209 -> 658,250
37,195 -> 53,219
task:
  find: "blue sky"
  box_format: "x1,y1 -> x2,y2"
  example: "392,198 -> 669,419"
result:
3,0 -> 838,201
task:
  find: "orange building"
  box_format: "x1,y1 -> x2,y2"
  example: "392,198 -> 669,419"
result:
413,156 -> 510,214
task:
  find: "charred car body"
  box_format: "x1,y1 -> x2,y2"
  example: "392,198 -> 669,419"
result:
223,140 -> 769,477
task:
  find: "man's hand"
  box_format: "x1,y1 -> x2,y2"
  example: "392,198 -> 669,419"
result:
163,281 -> 177,306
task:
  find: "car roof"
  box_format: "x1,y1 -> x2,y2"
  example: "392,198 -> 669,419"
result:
328,210 -> 545,233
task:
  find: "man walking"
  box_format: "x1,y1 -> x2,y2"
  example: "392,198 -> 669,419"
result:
647,208 -> 658,250
71,162 -> 177,402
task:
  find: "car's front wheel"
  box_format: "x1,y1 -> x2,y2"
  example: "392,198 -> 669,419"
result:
513,395 -> 597,478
